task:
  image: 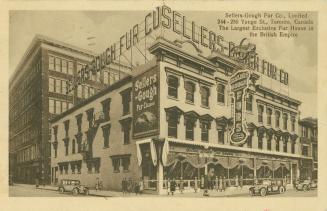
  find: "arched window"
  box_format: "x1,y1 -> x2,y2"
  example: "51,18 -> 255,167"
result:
167,76 -> 179,98
217,84 -> 225,104
200,86 -> 210,107
185,81 -> 195,103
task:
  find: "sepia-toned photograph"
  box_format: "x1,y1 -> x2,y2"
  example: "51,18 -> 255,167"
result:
7,3 -> 320,201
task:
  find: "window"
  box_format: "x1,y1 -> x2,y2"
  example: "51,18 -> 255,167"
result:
185,119 -> 195,140
68,61 -> 74,75
49,56 -> 55,70
283,139 -> 287,152
302,146 -> 308,156
62,102 -> 67,112
291,140 -> 295,154
246,94 -> 253,111
112,158 -> 120,172
49,78 -> 55,92
201,86 -> 210,107
55,101 -> 61,114
84,85 -> 89,98
102,124 -> 111,148
266,108 -> 272,125
122,157 -> 130,171
101,98 -> 111,120
167,115 -> 178,138
123,128 -> 130,144
62,80 -> 67,94
201,122 -> 209,142
62,60 -> 68,74
56,80 -> 61,94
258,136 -> 263,149
55,58 -> 61,72
275,111 -> 281,128
121,89 -> 131,115
218,129 -> 225,144
49,99 -> 55,114
72,139 -> 76,154
185,82 -> 195,103
276,139 -> 280,151
120,117 -> 132,145
258,105 -> 264,123
217,84 -> 225,104
291,116 -> 295,132
283,113 -> 288,130
77,85 -> 82,98
103,71 -> 109,84
167,76 -> 178,98
267,138 -> 271,150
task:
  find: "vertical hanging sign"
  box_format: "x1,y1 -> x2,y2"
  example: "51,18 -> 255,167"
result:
229,70 -> 251,145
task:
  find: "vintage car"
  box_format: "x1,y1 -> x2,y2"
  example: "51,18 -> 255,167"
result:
295,179 -> 317,191
249,179 -> 286,196
58,179 -> 89,195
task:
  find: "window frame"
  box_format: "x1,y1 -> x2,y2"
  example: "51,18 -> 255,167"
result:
167,75 -> 179,99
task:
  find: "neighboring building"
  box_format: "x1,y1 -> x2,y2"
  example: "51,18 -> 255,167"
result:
50,36 -> 311,194
9,35 -> 129,184
298,117 -> 318,180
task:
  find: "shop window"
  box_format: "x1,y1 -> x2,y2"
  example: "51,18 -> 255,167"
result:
258,105 -> 264,123
167,75 -> 179,98
122,157 -> 130,171
283,113 -> 288,130
217,84 -> 225,104
275,111 -> 280,128
112,158 -> 120,172
200,86 -> 210,107
201,122 -> 209,142
246,94 -> 253,111
266,108 -> 272,125
185,119 -> 195,141
185,81 -> 195,103
218,129 -> 224,144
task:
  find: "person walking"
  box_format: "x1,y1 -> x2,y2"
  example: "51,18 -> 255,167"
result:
194,177 -> 198,193
200,175 -> 205,189
170,178 -> 176,195
179,177 -> 184,194
219,176 -> 223,192
128,178 -> 133,195
139,177 -> 144,195
203,175 -> 209,197
222,176 -> 227,191
167,178 -> 171,195
122,178 -> 127,195
215,176 -> 219,191
235,175 -> 239,188
239,176 -> 243,189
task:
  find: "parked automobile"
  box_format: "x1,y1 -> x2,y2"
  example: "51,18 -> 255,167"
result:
295,179 -> 317,191
249,179 -> 286,196
58,179 -> 89,195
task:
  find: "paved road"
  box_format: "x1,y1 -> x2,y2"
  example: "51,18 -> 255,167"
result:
9,184 -> 90,197
9,184 -> 317,197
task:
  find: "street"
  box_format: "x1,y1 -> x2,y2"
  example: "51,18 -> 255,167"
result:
9,184 -> 317,197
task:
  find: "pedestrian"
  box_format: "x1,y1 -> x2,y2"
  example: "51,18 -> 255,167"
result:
227,177 -> 231,187
134,179 -> 140,195
167,178 -> 171,195
35,177 -> 39,188
200,175 -> 204,189
222,176 -> 227,191
215,176 -> 219,191
239,175 -> 243,189
170,178 -> 176,195
122,178 -> 127,195
219,176 -> 223,192
283,176 -> 287,186
95,177 -> 100,191
235,175 -> 239,188
203,175 -> 209,197
179,177 -> 184,194
194,177 -> 198,193
128,178 -> 133,194
139,177 -> 144,195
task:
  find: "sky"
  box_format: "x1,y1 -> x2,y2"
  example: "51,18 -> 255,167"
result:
9,9 -> 317,118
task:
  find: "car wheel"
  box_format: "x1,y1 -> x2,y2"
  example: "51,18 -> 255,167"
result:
260,188 -> 267,197
59,187 -> 64,194
84,188 -> 89,196
72,188 -> 79,196
279,186 -> 285,194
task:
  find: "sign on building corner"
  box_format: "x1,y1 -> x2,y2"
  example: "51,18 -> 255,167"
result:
229,69 -> 252,145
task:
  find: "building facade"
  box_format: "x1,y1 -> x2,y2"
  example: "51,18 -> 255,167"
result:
9,35 -> 129,184
298,117 -> 318,180
50,36 -> 315,194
